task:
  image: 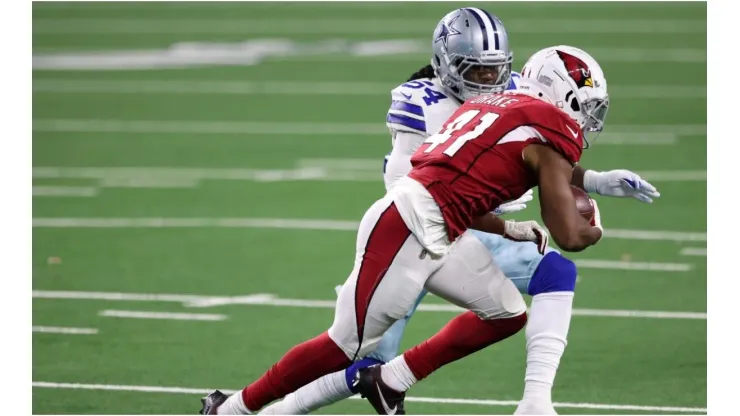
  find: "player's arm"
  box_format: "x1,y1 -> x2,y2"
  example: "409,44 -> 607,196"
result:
470,213 -> 506,235
384,130 -> 426,191
471,213 -> 549,254
570,165 -> 588,190
571,165 -> 660,203
523,144 -> 602,252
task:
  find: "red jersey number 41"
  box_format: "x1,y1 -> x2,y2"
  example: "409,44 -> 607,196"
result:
424,109 -> 500,157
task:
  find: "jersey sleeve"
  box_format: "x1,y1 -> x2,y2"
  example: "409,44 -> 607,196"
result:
384,130 -> 426,191
386,87 -> 428,136
506,71 -> 521,91
525,102 -> 584,165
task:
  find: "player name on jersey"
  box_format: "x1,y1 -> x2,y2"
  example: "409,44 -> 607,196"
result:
470,95 -> 520,108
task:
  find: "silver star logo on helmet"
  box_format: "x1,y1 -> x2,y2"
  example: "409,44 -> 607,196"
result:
434,14 -> 462,50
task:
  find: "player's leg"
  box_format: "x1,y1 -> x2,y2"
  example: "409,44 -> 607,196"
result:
471,229 -> 555,293
367,231 -> 528,399
473,230 -> 578,414
217,197 -> 441,415
516,250 -> 577,415
259,290 -> 428,415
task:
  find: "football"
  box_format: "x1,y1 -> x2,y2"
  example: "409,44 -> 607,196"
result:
571,186 -> 595,222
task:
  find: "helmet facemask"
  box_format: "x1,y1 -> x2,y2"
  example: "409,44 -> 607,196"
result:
574,95 -> 609,148
439,52 -> 513,101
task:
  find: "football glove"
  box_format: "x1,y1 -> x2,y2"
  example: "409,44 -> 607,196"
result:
503,220 -> 549,254
494,189 -> 534,216
583,169 -> 661,203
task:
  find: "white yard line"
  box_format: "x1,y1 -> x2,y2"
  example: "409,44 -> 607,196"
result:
593,135 -> 677,145
33,2 -> 400,10
32,166 -> 343,185
98,310 -> 227,321
31,217 -> 708,242
31,166 -> 706,188
32,326 -> 98,335
32,119 -> 707,139
604,229 -> 706,242
32,80 -> 707,99
635,170 -> 707,181
681,247 -> 707,257
32,290 -> 707,320
574,260 -> 691,272
568,309 -> 706,320
33,119 -> 384,135
32,217 -> 361,230
32,186 -> 98,197
30,381 -> 707,413
326,48 -> 707,63
31,19 -> 706,35
32,41 -> 706,70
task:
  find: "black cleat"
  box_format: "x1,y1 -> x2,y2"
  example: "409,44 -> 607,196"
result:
199,390 -> 228,415
354,365 -> 407,415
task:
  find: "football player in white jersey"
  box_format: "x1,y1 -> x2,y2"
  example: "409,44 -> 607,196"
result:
205,7 -> 660,416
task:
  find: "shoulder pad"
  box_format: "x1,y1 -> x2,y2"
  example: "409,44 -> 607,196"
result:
386,79 -> 434,134
519,100 -> 584,164
387,78 -> 456,135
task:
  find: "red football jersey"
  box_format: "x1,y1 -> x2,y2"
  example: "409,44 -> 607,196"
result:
408,92 -> 584,242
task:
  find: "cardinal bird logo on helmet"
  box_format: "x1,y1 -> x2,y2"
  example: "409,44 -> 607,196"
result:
557,50 -> 593,88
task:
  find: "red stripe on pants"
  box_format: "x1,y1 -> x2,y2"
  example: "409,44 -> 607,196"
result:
353,202 -> 411,357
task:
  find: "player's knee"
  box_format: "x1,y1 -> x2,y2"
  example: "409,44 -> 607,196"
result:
479,278 -> 527,320
478,311 -> 528,344
527,252 -> 577,296
344,357 -> 384,393
499,311 -> 528,333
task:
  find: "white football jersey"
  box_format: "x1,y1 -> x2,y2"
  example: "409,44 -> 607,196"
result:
383,73 -> 521,179
386,77 -> 460,141
386,73 -> 521,140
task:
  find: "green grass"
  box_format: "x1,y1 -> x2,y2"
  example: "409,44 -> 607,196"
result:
32,1 -> 706,414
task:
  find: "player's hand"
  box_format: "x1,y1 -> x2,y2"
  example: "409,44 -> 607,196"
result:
590,200 -> 603,232
493,189 -> 534,216
584,169 -> 660,203
589,200 -> 604,243
503,220 -> 549,254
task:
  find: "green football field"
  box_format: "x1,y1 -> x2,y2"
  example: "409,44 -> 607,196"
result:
32,1 -> 707,414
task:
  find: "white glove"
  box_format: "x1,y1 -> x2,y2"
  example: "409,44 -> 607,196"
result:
503,220 -> 549,254
493,189 -> 534,216
583,169 -> 661,203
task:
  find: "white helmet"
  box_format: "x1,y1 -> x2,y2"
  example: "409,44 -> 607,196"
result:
517,45 -> 609,147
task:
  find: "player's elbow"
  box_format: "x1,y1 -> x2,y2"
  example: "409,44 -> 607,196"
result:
552,233 -> 589,253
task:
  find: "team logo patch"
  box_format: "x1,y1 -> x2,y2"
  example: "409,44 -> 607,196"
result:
557,50 -> 593,88
435,14 -> 462,49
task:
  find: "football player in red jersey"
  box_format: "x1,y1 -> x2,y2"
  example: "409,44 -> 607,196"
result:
204,46 -> 613,416
351,45 -> 610,415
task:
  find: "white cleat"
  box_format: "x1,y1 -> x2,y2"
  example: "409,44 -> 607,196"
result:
514,400 -> 557,415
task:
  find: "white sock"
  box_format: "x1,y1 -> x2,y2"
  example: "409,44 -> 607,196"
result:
520,291 -> 574,404
258,370 -> 352,415
218,391 -> 252,415
381,356 -> 418,392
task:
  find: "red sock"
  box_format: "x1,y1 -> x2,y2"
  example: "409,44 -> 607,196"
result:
241,331 -> 351,411
403,311 -> 527,380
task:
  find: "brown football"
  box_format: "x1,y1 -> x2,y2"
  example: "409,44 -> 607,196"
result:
571,186 -> 595,222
